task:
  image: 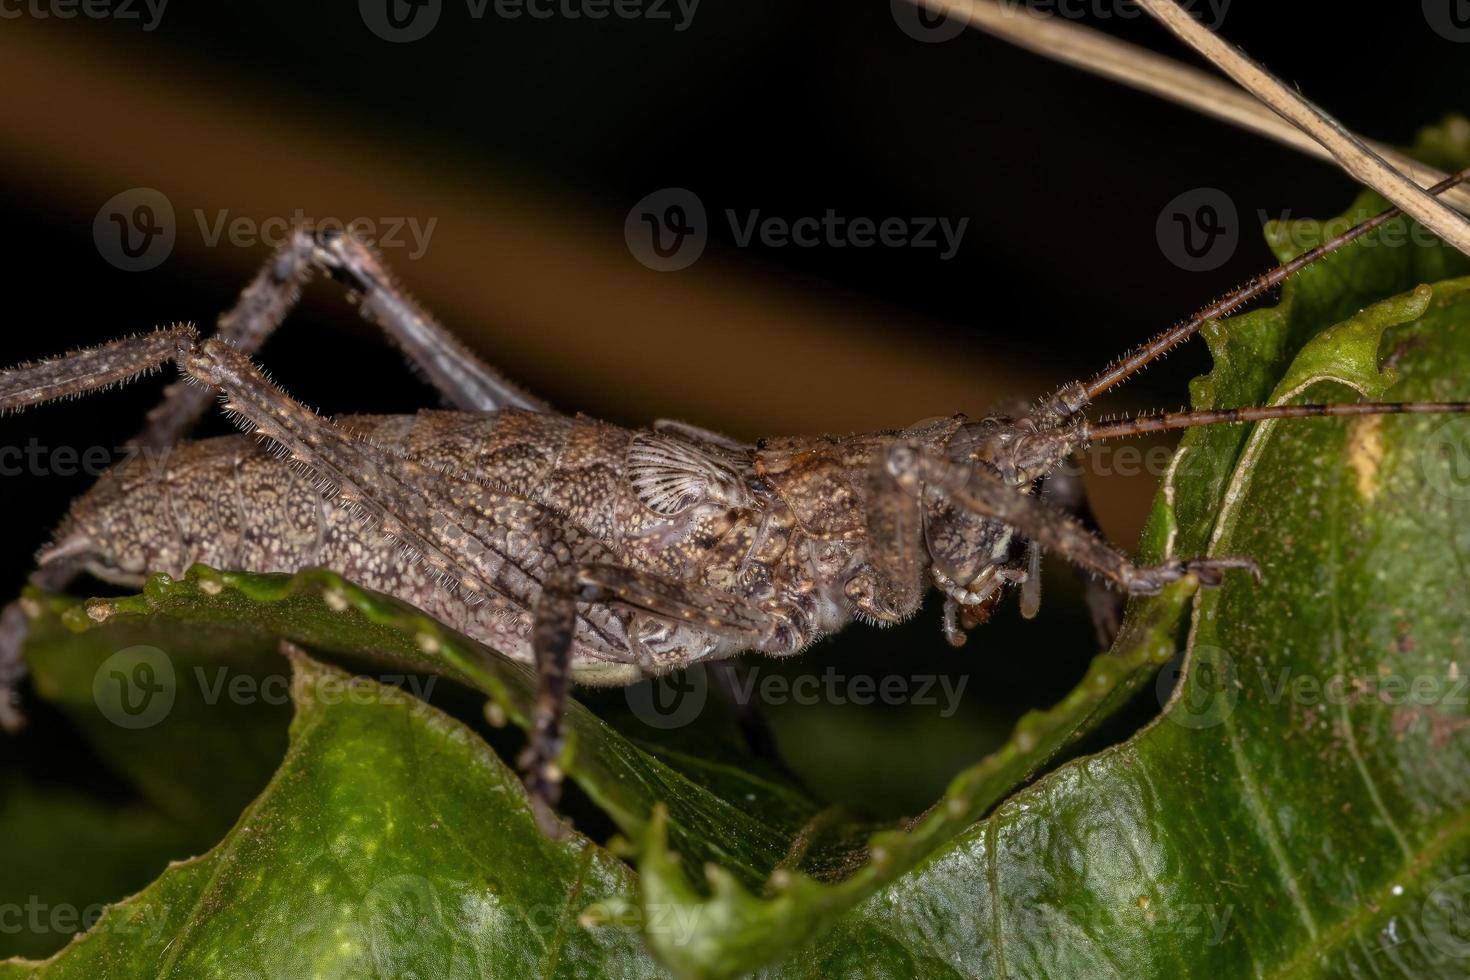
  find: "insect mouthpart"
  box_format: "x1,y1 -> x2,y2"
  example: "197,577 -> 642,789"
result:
948,415 -> 1075,490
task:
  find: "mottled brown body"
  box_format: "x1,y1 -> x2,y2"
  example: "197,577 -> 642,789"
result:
8,209 -> 1461,825
48,409 -> 994,684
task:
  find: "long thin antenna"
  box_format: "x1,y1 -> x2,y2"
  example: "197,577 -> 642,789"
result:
1078,165 -> 1470,403
1083,401 -> 1470,442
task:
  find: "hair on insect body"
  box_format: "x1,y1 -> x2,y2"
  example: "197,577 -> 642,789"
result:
1,164 -> 1468,836
6,4 -> 1470,835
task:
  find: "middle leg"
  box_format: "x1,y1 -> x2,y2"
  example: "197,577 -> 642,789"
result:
522,560 -> 774,836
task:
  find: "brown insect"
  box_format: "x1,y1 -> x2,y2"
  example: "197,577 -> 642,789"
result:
1,168 -> 1468,835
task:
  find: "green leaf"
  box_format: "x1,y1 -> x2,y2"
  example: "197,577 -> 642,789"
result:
32,565 -> 824,890
0,775 -> 183,961
12,500 -> 1199,977
632,278 -> 1470,979
1,653 -> 656,978
22,601 -> 290,839
756,279 -> 1470,978
618,117 -> 1470,973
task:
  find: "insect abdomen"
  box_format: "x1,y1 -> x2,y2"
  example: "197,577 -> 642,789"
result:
52,433 -> 361,584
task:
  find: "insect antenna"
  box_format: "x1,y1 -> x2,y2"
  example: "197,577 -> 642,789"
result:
1082,401 -> 1470,442
1078,164 -> 1470,404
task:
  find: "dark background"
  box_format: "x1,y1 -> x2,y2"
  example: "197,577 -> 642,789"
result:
3,3 -> 1462,542
0,0 -> 1465,902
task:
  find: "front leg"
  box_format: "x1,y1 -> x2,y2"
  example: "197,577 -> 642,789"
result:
884,445 -> 1257,597
1041,466 -> 1128,648
520,561 -> 773,837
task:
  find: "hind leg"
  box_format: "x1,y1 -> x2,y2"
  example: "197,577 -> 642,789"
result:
0,328 -> 194,727
1,325 -> 485,725
138,226 -> 549,451
3,226 -> 554,726
0,560 -> 85,731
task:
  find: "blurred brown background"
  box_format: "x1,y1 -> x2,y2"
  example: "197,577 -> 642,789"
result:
0,1 -> 1464,828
